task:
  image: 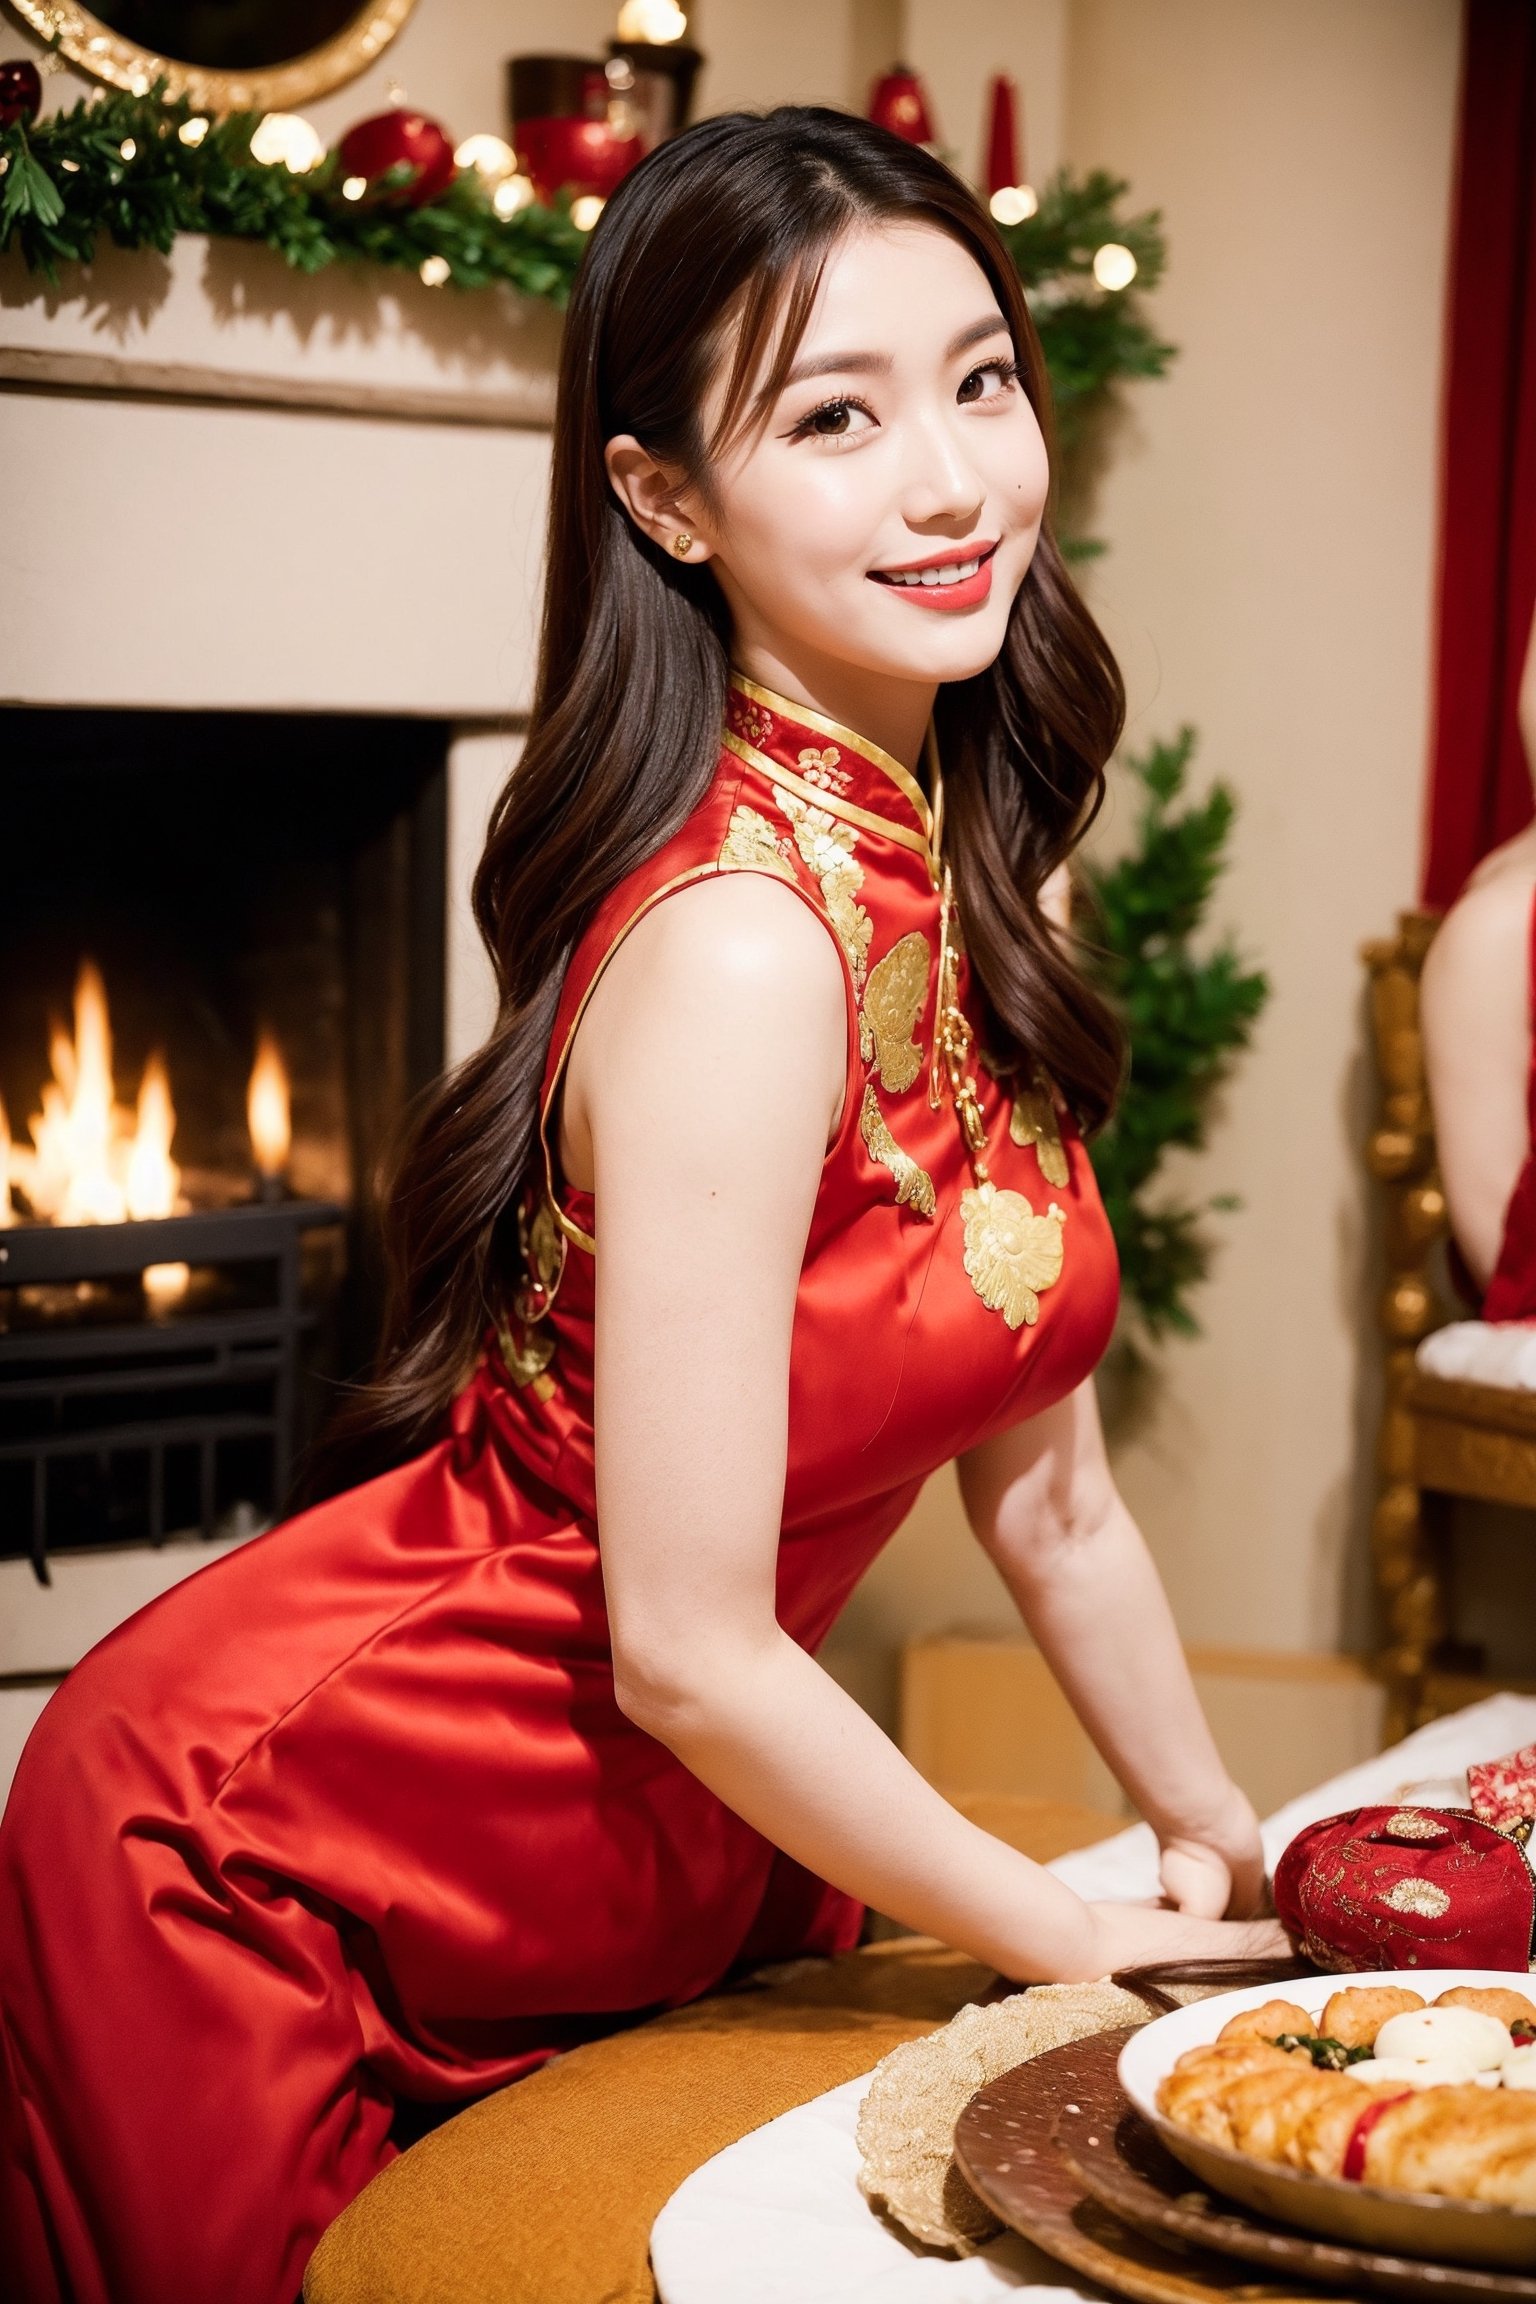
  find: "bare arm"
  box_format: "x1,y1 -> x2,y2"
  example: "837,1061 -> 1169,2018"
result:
566,874 -> 1284,1979
958,1383 -> 1266,1920
1421,871 -> 1531,1289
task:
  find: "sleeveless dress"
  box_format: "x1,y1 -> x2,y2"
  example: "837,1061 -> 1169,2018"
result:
0,676 -> 1119,2304
1481,888 -> 1536,1320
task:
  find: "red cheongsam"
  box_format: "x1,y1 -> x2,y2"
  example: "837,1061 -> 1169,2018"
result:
0,676 -> 1118,2304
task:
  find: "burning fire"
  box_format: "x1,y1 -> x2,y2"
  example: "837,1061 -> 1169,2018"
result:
247,1029 -> 292,1182
5,962 -> 182,1227
0,963 -> 294,1252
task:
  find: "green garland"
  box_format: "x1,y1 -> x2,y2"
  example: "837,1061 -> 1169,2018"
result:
1082,731 -> 1270,1339
0,78 -> 586,297
0,78 -> 1172,428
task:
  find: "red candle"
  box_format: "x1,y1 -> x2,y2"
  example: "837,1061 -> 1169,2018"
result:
985,73 -> 1022,196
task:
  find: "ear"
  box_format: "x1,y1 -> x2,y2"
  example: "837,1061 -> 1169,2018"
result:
604,434 -> 716,565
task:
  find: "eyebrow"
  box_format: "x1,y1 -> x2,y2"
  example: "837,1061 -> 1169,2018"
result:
782,312 -> 1012,389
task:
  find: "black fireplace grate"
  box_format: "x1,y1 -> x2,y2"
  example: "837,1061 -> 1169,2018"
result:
0,1201 -> 343,1582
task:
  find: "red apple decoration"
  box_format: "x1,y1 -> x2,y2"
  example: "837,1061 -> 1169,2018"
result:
515,115 -> 641,204
0,58 -> 43,129
337,109 -> 457,205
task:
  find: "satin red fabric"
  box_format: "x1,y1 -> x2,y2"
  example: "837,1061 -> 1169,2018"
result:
0,678 -> 1118,2303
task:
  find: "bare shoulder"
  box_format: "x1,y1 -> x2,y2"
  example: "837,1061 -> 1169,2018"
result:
563,869 -> 848,1182
585,868 -> 846,1045
1423,867 -> 1534,1013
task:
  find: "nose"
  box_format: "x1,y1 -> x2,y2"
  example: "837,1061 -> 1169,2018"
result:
898,401 -> 986,532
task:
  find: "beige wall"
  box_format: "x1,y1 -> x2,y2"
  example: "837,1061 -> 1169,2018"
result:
836,0 -> 1464,1729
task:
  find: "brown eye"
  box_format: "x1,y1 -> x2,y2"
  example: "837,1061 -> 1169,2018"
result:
958,358 -> 1019,405
789,395 -> 876,443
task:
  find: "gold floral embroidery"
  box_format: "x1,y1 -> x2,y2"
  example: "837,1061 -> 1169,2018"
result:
498,1188 -> 564,1397
1385,1811 -> 1450,1842
860,1084 -> 936,1218
959,1183 -> 1066,1330
1008,1071 -> 1070,1189
860,930 -> 931,1093
719,802 -> 796,880
496,1313 -> 556,1395
774,786 -> 873,990
796,744 -> 852,796
729,697 -> 775,749
1380,1877 -> 1451,1920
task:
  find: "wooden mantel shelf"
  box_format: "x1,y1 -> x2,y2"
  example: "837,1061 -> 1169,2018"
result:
0,233 -> 562,428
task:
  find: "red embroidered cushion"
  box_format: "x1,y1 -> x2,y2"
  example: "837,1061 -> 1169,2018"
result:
1274,1804 -> 1535,1974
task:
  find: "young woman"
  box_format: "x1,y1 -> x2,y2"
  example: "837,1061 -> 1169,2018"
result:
0,107 -> 1283,2304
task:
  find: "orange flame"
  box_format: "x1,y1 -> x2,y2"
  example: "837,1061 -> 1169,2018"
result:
10,961 -> 183,1229
247,1031 -> 291,1181
0,1092 -> 13,1230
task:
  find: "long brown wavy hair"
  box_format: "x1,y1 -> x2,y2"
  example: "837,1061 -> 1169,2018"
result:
307,103 -> 1125,1499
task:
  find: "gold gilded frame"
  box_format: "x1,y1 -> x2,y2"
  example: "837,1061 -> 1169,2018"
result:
6,0 -> 419,114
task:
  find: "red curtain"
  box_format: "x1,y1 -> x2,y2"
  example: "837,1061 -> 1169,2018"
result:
1421,0 -> 1536,910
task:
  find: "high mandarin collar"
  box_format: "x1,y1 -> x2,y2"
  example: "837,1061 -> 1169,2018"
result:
723,672 -> 940,873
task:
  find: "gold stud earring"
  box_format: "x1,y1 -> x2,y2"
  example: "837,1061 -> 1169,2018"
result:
672,532 -> 694,557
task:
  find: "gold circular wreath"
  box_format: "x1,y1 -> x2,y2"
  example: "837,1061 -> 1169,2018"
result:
6,0 -> 419,114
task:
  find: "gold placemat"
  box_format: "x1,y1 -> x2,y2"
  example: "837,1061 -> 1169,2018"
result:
305,1798 -> 1117,2304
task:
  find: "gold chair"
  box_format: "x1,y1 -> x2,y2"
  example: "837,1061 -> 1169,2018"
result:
1364,911 -> 1536,1736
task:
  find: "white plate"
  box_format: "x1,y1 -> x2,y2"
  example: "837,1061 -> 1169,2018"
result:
1119,1968 -> 1536,2269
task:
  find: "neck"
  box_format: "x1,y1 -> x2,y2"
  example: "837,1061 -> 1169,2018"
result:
729,637 -> 936,775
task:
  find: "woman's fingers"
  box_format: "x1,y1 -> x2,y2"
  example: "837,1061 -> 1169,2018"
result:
1159,1839 -> 1233,1921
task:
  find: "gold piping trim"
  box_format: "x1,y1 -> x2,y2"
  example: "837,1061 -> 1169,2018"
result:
730,670 -> 933,838
722,731 -> 935,869
538,864 -> 723,1253
924,723 -> 946,864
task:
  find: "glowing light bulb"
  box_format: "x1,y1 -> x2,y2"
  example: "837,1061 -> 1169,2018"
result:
178,115 -> 209,146
616,0 -> 687,39
570,194 -> 605,232
493,173 -> 534,218
989,185 -> 1037,226
342,174 -> 367,201
118,137 -> 136,160
419,254 -> 450,286
1092,241 -> 1138,291
249,113 -> 325,174
454,133 -> 516,181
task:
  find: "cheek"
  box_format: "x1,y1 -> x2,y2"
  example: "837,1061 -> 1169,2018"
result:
728,458 -> 881,583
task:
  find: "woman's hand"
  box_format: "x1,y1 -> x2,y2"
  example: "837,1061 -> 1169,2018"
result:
1158,1787 -> 1267,1920
1084,1898 -> 1293,1977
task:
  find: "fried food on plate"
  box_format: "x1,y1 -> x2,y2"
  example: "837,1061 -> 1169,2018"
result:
1216,1999 -> 1316,2044
1436,1986 -> 1536,2031
1320,1986 -> 1424,2048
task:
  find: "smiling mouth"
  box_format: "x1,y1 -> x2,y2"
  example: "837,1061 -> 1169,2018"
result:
868,542 -> 999,590
867,540 -> 999,614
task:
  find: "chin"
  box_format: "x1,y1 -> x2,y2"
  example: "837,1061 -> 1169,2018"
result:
863,611 -> 1014,685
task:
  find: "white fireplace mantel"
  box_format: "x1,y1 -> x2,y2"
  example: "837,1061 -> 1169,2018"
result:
0,236 -> 559,718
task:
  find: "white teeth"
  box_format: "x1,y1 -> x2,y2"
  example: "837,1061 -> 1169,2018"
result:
882,556 -> 982,588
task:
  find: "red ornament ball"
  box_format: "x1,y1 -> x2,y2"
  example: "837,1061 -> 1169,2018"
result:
337,109 -> 456,205
0,57 -> 43,129
866,65 -> 935,146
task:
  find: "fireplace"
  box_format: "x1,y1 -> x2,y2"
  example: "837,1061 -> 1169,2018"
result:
1,706 -> 450,1570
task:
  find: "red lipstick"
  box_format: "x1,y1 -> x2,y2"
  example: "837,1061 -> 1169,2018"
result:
868,541 -> 998,613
